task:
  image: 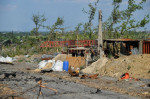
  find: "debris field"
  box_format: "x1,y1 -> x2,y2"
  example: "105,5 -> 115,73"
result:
0,54 -> 150,99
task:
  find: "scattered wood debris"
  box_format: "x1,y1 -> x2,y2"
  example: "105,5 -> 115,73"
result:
68,67 -> 79,77
80,74 -> 99,79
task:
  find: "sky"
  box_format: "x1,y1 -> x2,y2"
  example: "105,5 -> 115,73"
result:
0,0 -> 150,32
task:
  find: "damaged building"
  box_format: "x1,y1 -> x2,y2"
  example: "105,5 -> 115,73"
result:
103,39 -> 150,57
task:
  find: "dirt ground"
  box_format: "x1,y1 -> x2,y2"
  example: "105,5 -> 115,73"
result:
0,63 -> 139,99
100,54 -> 150,79
82,54 -> 150,79
0,54 -> 150,99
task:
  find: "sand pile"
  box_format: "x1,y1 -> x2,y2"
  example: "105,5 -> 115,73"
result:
82,54 -> 150,79
52,54 -> 70,61
100,54 -> 150,79
82,57 -> 108,74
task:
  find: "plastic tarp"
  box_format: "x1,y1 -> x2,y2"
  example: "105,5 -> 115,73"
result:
38,60 -> 55,69
0,56 -> 13,63
131,48 -> 139,55
52,60 -> 63,71
38,60 -> 63,71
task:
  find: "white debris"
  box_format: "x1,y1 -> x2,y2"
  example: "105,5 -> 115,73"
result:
38,60 -> 55,69
25,55 -> 30,58
52,60 -> 63,71
0,56 -> 13,63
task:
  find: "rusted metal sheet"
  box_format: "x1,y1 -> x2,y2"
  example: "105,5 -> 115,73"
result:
104,39 -> 139,42
143,41 -> 150,54
40,40 -> 98,48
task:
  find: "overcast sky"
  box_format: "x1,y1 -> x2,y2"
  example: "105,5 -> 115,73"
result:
0,0 -> 150,32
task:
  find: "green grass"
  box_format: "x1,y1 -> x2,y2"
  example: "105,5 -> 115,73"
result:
127,65 -> 131,70
25,60 -> 31,63
80,66 -> 85,70
18,59 -> 24,62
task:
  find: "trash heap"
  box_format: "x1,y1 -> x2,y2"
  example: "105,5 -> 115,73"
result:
34,60 -> 64,72
34,54 -> 86,73
34,54 -> 70,72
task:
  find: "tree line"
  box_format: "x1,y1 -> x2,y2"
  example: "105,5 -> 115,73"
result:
0,0 -> 149,57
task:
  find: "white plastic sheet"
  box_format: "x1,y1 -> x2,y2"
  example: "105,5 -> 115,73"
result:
38,60 -> 55,69
52,60 -> 63,71
0,56 -> 5,62
38,60 -> 48,69
0,56 -> 13,63
38,59 -> 63,71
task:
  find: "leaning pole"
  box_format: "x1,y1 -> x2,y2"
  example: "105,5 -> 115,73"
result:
98,10 -> 104,58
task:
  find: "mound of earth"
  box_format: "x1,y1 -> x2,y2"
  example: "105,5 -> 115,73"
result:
81,57 -> 108,74
52,54 -> 70,61
83,54 -> 150,79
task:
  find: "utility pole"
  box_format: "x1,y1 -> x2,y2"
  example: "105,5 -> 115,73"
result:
0,43 -> 2,55
98,10 -> 104,58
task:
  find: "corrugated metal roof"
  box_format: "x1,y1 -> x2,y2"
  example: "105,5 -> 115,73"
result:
104,39 -> 140,42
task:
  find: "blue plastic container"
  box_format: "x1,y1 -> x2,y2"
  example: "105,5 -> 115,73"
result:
63,61 -> 69,72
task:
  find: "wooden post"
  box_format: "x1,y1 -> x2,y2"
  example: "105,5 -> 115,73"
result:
98,10 -> 104,58
0,43 -> 2,55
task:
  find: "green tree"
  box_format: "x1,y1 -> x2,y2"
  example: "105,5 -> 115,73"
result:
83,0 -> 99,39
74,23 -> 82,40
32,13 -> 46,38
104,0 -> 149,39
47,17 -> 64,40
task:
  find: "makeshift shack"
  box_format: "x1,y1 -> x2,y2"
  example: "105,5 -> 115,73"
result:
104,39 -> 140,56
